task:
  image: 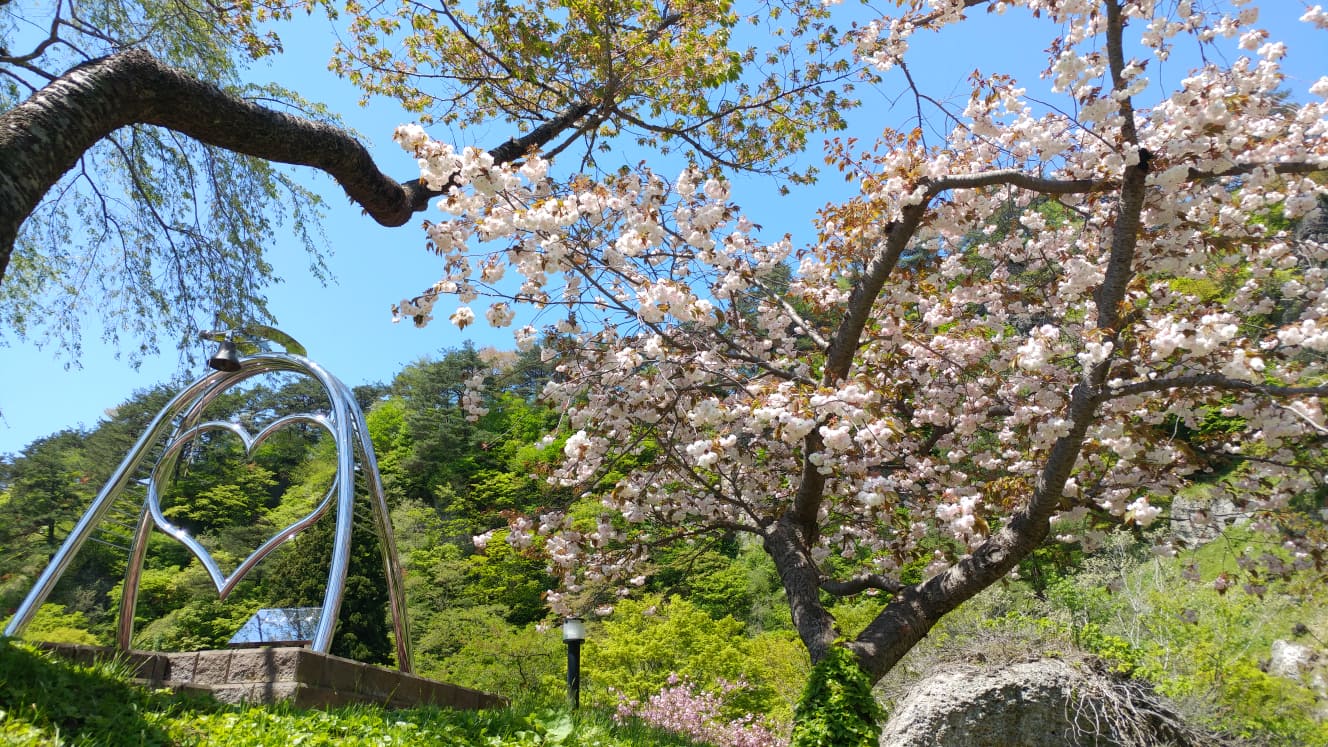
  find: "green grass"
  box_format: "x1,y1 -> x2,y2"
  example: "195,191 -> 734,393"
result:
0,639 -> 710,746
0,637 -> 180,746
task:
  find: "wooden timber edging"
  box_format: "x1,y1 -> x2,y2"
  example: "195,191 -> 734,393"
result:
36,642 -> 507,710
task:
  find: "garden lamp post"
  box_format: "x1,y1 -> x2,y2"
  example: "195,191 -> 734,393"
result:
562,617 -> 586,710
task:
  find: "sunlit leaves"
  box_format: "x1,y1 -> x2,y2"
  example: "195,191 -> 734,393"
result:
333,0 -> 853,176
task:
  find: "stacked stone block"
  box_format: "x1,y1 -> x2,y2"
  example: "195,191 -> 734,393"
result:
39,643 -> 504,710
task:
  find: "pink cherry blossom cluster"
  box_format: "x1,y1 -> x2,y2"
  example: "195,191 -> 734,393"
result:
613,675 -> 786,747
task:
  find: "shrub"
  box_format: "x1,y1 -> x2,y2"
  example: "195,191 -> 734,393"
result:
588,596 -> 778,717
9,603 -> 101,646
789,645 -> 883,747
615,675 -> 785,747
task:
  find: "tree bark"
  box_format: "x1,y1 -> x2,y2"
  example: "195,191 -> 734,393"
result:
0,48 -> 591,285
764,517 -> 839,662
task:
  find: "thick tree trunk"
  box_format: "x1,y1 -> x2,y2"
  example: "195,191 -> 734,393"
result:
0,49 -> 591,284
764,517 -> 839,662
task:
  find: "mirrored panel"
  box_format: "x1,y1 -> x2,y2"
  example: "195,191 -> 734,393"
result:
229,606 -> 323,647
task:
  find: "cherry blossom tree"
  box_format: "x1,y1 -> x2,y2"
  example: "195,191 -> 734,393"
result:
394,0 -> 1328,692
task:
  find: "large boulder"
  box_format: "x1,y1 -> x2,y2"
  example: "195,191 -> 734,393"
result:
1269,638 -> 1318,681
878,658 -> 1218,747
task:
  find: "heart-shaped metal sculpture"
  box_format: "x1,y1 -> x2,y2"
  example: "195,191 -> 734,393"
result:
6,351 -> 414,671
145,414 -> 337,599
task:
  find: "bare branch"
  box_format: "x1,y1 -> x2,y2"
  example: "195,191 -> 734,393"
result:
920,163 -> 1324,201
821,574 -> 904,597
0,0 -> 64,67
754,278 -> 830,351
1278,404 -> 1328,434
1108,374 -> 1328,399
1186,161 -> 1326,180
482,101 -> 595,173
923,169 -> 1105,196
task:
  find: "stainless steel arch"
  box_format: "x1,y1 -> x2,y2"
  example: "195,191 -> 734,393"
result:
3,354 -> 413,672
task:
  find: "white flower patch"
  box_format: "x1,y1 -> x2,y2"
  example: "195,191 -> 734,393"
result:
1126,496 -> 1162,527
1278,319 -> 1328,351
449,306 -> 475,329
514,325 -> 538,351
485,302 -> 516,327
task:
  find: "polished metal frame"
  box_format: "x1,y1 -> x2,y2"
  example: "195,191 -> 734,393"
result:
2,354 -> 413,672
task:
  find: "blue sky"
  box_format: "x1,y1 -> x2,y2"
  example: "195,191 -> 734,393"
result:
1,2 -> 1323,455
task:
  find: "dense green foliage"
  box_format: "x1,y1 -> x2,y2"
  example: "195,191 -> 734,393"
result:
586,595 -> 806,726
1057,534 -> 1328,745
876,530 -> 1328,747
788,645 -> 882,747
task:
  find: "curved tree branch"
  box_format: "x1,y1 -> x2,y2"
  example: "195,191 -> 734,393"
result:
821,574 -> 904,597
0,48 -> 592,284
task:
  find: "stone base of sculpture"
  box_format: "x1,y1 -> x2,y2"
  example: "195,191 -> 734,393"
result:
39,642 -> 505,710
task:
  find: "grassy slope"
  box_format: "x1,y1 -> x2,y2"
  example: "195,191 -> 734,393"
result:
0,639 -> 706,747
871,528 -> 1328,746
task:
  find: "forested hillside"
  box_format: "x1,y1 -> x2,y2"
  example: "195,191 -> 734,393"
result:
3,342 -> 1326,745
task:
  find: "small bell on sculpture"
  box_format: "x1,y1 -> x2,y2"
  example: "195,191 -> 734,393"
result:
208,339 -> 242,372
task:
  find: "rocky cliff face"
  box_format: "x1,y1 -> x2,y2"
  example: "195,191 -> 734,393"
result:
1269,638 -> 1328,721
1169,493 -> 1245,545
1298,194 -> 1328,246
878,658 -> 1220,747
